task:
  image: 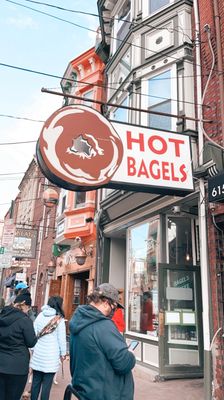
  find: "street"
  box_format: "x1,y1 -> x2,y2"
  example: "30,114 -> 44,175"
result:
40,358 -> 204,400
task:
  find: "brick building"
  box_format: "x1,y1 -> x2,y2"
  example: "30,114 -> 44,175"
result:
1,158 -> 59,311
196,0 -> 224,398
52,47 -> 105,322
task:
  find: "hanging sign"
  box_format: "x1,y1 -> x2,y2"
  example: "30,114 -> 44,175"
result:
208,173 -> 224,203
12,228 -> 38,259
0,219 -> 15,269
36,105 -> 193,195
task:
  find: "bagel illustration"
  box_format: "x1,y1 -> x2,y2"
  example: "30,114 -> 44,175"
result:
36,105 -> 123,191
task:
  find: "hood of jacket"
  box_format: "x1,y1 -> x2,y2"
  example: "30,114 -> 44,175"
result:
41,304 -> 56,317
69,305 -> 108,335
0,305 -> 24,327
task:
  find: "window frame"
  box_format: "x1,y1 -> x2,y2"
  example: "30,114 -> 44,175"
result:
109,95 -> 129,123
141,65 -> 177,132
74,192 -> 86,208
142,0 -> 174,18
111,0 -> 131,55
126,216 -> 161,340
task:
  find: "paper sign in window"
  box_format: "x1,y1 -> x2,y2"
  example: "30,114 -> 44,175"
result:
182,312 -> 196,325
165,311 -> 181,325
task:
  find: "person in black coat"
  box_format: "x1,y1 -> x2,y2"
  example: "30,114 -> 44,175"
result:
0,291 -> 37,400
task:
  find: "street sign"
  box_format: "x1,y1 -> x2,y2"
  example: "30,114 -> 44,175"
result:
0,247 -> 4,254
208,173 -> 224,203
15,272 -> 26,281
0,219 -> 15,269
11,260 -> 31,269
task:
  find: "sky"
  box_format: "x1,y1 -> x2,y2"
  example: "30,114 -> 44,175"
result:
0,0 -> 99,219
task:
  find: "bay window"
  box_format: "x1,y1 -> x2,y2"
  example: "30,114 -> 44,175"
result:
148,70 -> 171,130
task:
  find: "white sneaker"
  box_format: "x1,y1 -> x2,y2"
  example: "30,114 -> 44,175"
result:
53,379 -> 58,385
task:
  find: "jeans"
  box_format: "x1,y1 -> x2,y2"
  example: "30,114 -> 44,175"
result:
0,372 -> 28,400
31,370 -> 55,400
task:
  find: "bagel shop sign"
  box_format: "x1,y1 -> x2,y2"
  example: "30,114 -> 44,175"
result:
36,105 -> 193,195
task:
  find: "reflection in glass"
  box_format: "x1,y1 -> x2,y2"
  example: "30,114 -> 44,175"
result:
168,217 -> 193,265
111,97 -> 128,122
166,270 -> 198,344
148,70 -> 171,130
128,218 -> 159,336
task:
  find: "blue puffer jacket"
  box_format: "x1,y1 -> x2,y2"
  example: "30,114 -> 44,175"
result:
69,305 -> 135,400
30,305 -> 66,373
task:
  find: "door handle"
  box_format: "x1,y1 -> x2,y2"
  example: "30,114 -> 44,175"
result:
158,311 -> 165,337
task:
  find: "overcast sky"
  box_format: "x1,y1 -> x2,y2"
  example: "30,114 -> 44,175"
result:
0,0 -> 98,219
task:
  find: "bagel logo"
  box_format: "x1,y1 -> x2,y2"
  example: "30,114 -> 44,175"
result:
36,105 -> 123,191
37,105 -> 193,195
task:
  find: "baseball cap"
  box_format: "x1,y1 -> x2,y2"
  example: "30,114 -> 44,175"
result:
15,282 -> 28,290
96,283 -> 124,309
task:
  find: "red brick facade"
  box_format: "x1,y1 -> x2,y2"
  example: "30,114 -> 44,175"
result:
197,0 -> 224,397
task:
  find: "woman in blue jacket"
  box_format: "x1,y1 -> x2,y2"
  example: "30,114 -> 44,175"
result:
69,283 -> 136,400
30,296 -> 67,400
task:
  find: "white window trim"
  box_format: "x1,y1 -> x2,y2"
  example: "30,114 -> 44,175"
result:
141,64 -> 177,131
111,1 -> 132,56
142,0 -> 174,19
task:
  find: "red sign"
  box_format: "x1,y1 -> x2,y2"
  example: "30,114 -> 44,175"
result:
37,105 -> 193,195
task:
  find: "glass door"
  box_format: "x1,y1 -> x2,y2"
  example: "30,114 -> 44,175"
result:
158,263 -> 203,378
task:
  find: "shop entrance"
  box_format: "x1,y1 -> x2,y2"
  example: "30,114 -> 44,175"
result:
71,271 -> 89,316
158,263 -> 203,379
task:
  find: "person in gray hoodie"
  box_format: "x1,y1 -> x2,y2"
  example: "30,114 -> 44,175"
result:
69,283 -> 136,400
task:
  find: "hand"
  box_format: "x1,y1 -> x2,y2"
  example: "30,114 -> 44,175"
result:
60,355 -> 66,363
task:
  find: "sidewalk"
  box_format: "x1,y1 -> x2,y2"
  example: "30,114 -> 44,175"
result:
48,359 -> 204,400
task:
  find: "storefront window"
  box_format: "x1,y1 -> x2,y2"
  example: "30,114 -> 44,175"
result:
128,218 -> 159,337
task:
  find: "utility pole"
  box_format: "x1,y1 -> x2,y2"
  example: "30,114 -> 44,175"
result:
194,1 -> 212,398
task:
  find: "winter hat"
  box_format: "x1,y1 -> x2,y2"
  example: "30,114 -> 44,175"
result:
14,291 -> 32,306
96,283 -> 124,309
15,282 -> 28,290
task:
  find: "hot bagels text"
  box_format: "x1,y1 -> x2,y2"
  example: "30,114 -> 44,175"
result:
36,105 -> 193,195
125,131 -> 187,182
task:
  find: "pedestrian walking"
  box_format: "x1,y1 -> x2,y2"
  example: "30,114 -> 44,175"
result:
5,281 -> 29,306
0,291 -> 37,400
30,296 -> 67,400
69,283 -> 136,400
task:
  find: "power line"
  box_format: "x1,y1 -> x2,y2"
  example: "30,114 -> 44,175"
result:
4,0 -> 223,76
0,61 -> 211,110
0,60 -> 209,84
42,88 -> 213,123
0,172 -> 25,175
5,0 -> 97,33
0,114 -> 44,123
15,0 -> 194,42
0,140 -> 36,145
0,61 -> 214,121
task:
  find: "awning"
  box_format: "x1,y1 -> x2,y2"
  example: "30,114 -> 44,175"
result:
3,274 -> 16,287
